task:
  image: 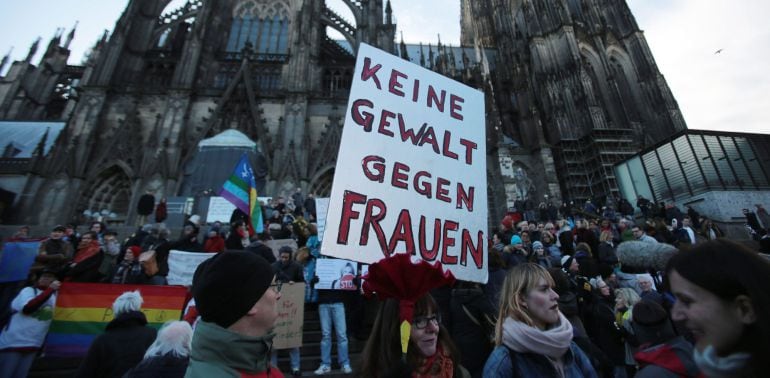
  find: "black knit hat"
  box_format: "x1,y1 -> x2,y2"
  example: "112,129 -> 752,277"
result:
632,300 -> 675,344
632,299 -> 669,326
192,251 -> 274,328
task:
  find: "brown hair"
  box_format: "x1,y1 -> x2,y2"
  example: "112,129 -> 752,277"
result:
360,294 -> 460,377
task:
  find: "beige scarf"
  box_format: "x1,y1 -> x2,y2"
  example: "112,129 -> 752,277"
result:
502,312 -> 574,377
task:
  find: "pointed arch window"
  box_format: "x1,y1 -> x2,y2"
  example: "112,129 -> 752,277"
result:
226,1 -> 290,55
609,55 -> 640,122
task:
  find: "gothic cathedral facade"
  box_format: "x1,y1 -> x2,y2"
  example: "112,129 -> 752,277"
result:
0,0 -> 685,226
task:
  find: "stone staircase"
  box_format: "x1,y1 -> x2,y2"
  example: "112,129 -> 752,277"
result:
273,303 -> 368,377
29,298 -> 372,377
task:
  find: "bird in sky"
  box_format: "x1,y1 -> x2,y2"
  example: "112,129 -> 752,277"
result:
714,48 -> 724,54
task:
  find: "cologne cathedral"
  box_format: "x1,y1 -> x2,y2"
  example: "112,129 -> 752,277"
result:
0,0 -> 685,226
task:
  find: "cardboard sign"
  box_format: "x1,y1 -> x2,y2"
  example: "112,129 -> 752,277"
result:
315,197 -> 330,241
265,239 -> 298,260
272,282 -> 305,349
320,43 -> 488,283
167,250 -> 216,286
315,258 -> 358,290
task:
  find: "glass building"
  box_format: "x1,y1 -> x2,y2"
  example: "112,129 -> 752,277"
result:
615,130 -> 770,204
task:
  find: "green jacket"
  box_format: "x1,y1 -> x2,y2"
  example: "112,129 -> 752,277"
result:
185,320 -> 282,378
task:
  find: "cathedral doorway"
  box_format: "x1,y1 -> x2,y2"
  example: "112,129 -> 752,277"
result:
308,168 -> 334,197
77,165 -> 132,223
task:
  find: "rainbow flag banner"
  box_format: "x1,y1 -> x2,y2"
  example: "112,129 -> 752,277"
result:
219,153 -> 264,233
44,283 -> 188,357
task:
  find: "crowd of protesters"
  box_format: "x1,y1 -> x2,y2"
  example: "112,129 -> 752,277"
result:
1,191 -> 770,377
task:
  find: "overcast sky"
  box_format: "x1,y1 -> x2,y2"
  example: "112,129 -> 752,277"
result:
1,0 -> 767,134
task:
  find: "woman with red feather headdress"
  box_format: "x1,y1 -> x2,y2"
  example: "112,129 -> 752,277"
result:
358,254 -> 470,377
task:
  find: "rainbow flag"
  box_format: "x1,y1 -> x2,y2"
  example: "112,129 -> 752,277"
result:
219,153 -> 264,233
44,283 -> 188,357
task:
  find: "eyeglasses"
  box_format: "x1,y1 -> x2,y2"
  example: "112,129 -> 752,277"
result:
413,314 -> 441,329
270,282 -> 283,293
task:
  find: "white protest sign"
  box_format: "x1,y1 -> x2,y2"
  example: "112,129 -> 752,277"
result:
320,43 -> 488,283
167,250 -> 216,286
315,197 -> 330,241
207,196 -> 273,224
206,197 -> 236,224
315,258 -> 358,290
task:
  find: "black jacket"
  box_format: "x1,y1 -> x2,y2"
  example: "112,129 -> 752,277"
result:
123,354 -> 189,378
137,194 -> 156,216
450,286 -> 496,378
76,311 -> 157,378
245,241 -> 277,263
271,261 -> 304,283
155,237 -> 203,276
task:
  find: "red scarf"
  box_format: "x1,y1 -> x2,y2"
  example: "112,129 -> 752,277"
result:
73,240 -> 101,264
412,344 -> 454,378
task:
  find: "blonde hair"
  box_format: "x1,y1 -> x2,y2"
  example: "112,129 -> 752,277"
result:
295,247 -> 310,263
599,230 -> 613,242
494,263 -> 555,345
615,287 -> 641,308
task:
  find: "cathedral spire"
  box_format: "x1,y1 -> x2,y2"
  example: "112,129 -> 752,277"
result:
46,28 -> 63,55
428,43 -> 434,69
26,37 -> 41,63
399,31 -> 409,61
385,0 -> 393,25
64,21 -> 78,50
419,42 -> 425,67
0,47 -> 11,74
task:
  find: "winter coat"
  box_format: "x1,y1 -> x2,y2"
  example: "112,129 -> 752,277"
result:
586,295 -> 625,365
154,201 -> 167,223
575,251 -> 600,279
225,231 -> 246,250
65,248 -> 104,283
0,286 -> 56,350
76,311 -> 157,378
137,194 -> 156,216
185,320 -> 283,378
35,238 -> 73,273
634,336 -> 699,378
597,242 -> 618,265
271,261 -> 304,283
245,241 -> 277,263
483,342 -> 597,378
483,266 -> 507,312
203,235 -> 225,253
124,354 -> 189,378
450,286 -> 496,377
157,237 -> 203,276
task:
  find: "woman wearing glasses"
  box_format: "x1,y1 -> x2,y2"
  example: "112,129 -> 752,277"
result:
483,263 -> 597,377
360,293 -> 470,377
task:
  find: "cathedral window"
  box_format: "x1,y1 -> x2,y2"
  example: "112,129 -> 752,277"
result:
227,0 -> 291,56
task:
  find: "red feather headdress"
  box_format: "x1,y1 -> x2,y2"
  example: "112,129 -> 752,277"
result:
362,253 -> 456,357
